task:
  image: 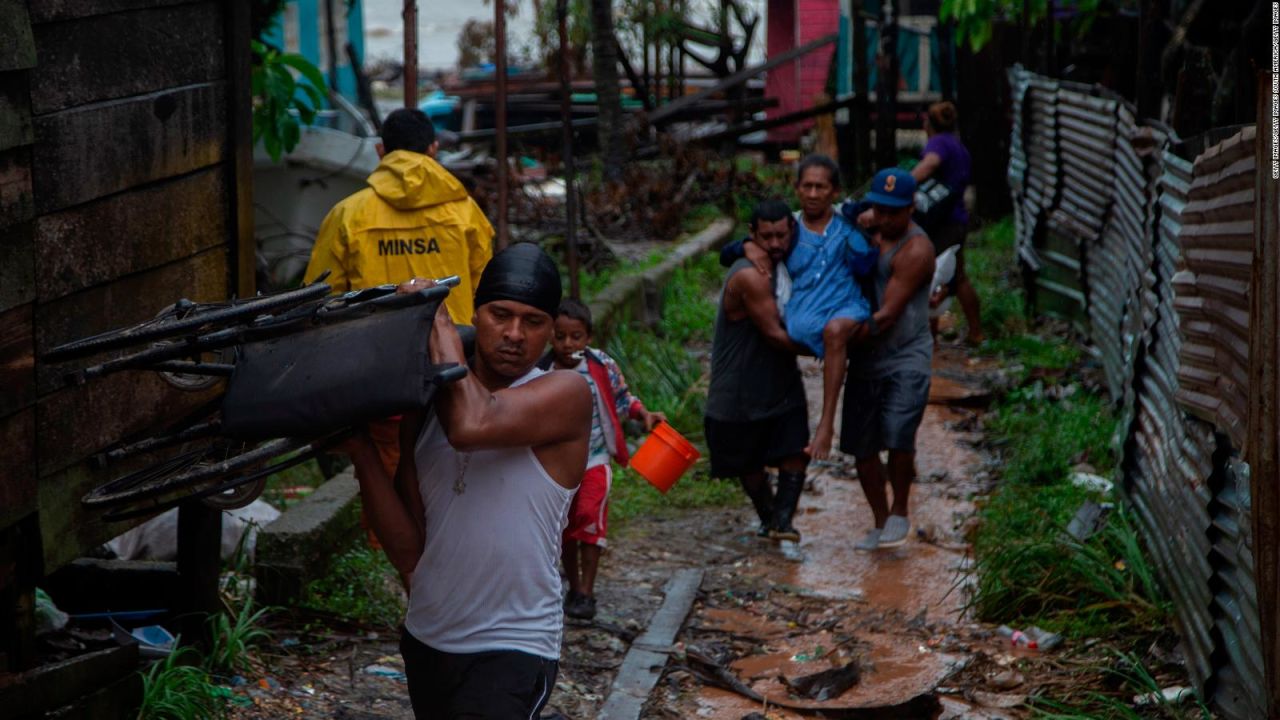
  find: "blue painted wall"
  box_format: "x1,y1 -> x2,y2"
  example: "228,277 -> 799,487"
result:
261,0 -> 367,105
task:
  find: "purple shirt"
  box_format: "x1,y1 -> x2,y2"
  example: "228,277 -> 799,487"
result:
923,132 -> 971,226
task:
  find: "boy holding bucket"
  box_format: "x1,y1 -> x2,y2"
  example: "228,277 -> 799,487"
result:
538,299 -> 666,620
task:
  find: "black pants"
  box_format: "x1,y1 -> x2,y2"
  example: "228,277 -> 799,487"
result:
400,628 -> 558,719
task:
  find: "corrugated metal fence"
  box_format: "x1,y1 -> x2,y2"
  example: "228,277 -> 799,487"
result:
1007,66 -> 1264,720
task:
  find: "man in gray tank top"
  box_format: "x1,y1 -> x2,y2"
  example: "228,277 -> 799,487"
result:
705,200 -> 812,541
840,169 -> 937,552
341,244 -> 593,719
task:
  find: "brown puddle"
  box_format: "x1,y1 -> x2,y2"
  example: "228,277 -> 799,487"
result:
687,356 -> 987,717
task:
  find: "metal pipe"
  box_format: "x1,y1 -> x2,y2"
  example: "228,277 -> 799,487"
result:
495,0 -> 510,249
324,0 -> 339,91
403,0 -> 418,107
558,0 -> 579,299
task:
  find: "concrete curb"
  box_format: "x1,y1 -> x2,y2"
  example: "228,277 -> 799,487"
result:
254,469 -> 361,606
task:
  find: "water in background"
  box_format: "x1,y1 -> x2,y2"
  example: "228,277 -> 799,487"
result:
362,0 -> 535,70
361,0 -> 763,72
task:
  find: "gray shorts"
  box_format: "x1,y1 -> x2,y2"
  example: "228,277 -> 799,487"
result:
839,370 -> 931,460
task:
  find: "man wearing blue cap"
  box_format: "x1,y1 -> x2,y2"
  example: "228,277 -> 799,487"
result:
841,168 -> 937,551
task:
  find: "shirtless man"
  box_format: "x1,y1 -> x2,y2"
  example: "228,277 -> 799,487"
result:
344,243 -> 593,718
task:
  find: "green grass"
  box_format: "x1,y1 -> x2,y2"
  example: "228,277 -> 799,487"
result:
301,537 -> 406,628
966,216 -> 1029,340
601,250 -> 745,527
1030,650 -> 1212,719
205,595 -> 272,677
966,214 -> 1173,646
985,388 -> 1116,485
138,645 -> 226,720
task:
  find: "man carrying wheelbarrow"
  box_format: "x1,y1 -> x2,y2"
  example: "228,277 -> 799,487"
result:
343,244 -> 592,719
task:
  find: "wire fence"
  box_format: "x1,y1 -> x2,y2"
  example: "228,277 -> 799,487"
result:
1008,65 -> 1263,720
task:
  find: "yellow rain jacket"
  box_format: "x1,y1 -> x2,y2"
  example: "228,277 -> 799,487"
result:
304,150 -> 494,323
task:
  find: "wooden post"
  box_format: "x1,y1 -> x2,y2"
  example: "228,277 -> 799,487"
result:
559,0 -> 579,299
495,0 -> 510,249
852,9 -> 871,180
226,0 -> 255,299
176,502 -> 221,647
403,1 -> 418,107
874,0 -> 899,170
1249,69 -> 1280,720
1134,0 -> 1165,120
938,20 -> 955,102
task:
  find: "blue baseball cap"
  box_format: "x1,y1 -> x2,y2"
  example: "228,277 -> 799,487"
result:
865,168 -> 916,208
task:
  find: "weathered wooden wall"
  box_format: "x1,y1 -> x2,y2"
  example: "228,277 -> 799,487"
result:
0,0 -> 252,674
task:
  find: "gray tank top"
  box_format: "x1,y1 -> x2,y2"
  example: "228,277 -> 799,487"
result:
404,367 -> 576,660
848,225 -> 934,379
706,259 -> 807,422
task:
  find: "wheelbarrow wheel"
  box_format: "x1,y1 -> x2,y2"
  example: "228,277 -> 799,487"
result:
96,433 -> 347,522
83,436 -> 311,510
44,281 -> 332,363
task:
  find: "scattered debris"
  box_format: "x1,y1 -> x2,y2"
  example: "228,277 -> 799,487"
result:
1133,685 -> 1195,706
1069,471 -> 1114,494
781,660 -> 861,700
1065,500 -> 1111,542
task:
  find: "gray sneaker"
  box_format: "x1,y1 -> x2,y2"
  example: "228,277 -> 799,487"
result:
879,515 -> 911,547
854,527 -> 882,552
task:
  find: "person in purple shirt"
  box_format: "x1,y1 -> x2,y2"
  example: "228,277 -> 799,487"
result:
912,101 -> 982,345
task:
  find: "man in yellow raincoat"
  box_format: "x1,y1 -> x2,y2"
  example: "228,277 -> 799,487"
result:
305,107 -> 493,323
304,108 -> 494,523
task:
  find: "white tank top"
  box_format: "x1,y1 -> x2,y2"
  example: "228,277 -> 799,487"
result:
404,367 -> 577,659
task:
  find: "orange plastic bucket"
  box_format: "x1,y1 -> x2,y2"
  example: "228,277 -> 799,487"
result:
630,421 -> 700,493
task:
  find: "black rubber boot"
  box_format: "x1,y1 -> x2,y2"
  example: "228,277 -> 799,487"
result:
770,470 -> 805,542
739,474 -> 775,536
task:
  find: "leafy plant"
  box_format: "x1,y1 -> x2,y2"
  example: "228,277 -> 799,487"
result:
206,596 -> 272,676
250,39 -> 328,162
138,643 -> 225,720
303,540 -> 406,628
1031,650 -> 1211,719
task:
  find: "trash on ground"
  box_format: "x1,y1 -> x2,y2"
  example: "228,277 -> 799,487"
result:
363,664 -> 407,681
1025,626 -> 1063,651
1065,500 -> 1109,542
780,659 -> 861,700
129,624 -> 177,658
1069,471 -> 1113,494
970,690 -> 1027,709
1133,685 -> 1195,706
995,626 -> 1036,649
34,588 -> 69,635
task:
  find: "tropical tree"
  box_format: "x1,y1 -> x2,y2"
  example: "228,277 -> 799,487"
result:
589,0 -> 626,183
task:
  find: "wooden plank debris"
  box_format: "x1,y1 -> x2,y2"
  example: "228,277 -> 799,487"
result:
598,568 -> 704,719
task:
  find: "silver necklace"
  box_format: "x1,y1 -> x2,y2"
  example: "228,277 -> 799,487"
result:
453,452 -> 472,495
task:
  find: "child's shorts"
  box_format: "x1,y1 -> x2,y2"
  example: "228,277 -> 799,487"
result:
564,464 -> 612,547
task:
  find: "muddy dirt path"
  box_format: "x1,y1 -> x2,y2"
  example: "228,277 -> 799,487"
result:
229,348 -> 1031,719
623,349 -> 1029,720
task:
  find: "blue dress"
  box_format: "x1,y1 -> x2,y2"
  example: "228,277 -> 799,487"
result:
783,212 -> 877,358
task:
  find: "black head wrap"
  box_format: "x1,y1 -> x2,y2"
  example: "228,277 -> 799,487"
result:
473,242 -> 562,317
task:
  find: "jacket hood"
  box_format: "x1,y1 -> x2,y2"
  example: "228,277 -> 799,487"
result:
367,150 -> 469,210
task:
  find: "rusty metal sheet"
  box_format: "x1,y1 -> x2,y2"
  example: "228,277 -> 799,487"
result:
1013,71 -> 1264,718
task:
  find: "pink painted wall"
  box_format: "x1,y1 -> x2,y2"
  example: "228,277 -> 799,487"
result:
764,0 -> 838,143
